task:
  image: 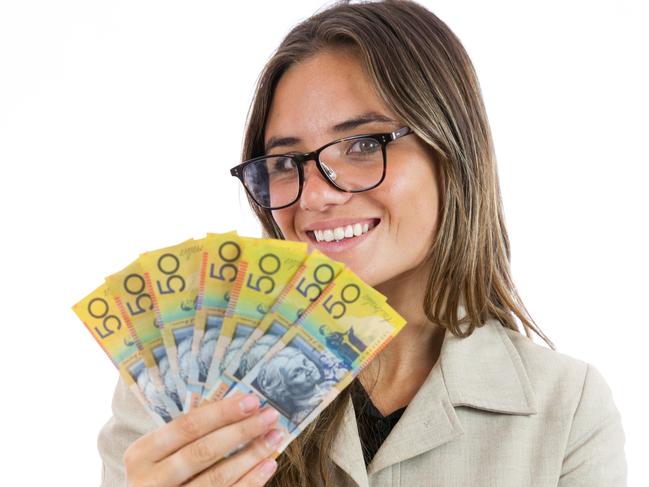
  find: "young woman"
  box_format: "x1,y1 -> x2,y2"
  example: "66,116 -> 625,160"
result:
102,1 -> 626,485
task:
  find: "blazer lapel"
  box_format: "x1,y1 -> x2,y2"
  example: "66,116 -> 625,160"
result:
367,361 -> 464,475
329,304 -> 539,480
329,396 -> 371,487
368,308 -> 539,475
441,315 -> 538,415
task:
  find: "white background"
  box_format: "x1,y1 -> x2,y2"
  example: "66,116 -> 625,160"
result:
1,0 -> 647,484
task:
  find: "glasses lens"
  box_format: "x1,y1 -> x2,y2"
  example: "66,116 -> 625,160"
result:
319,137 -> 384,191
242,156 -> 300,208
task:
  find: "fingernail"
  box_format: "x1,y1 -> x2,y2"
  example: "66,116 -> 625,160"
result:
259,459 -> 277,479
264,429 -> 284,448
239,395 -> 259,413
260,408 -> 280,425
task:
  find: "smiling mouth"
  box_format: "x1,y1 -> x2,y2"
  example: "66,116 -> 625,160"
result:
306,218 -> 381,243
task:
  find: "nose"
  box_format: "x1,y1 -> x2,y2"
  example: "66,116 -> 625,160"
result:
299,160 -> 352,212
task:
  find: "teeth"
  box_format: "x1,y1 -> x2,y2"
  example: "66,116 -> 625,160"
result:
312,222 -> 376,242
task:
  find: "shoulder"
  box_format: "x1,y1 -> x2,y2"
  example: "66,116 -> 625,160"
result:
500,326 -> 627,484
501,326 -> 616,419
502,326 -> 626,469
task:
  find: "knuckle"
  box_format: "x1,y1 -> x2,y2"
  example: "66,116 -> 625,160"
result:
124,473 -> 155,487
251,435 -> 272,458
123,443 -> 139,471
188,437 -> 218,464
236,423 -> 261,444
123,447 -> 134,469
247,414 -> 270,436
128,480 -> 155,487
177,412 -> 202,440
206,464 -> 231,486
240,469 -> 269,487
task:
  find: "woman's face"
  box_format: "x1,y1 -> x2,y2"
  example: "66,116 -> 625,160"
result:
265,49 -> 442,287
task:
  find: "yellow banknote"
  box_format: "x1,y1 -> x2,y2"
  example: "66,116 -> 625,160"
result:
237,267 -> 406,448
202,236 -> 308,401
72,283 -> 169,425
222,249 -> 346,385
140,238 -> 205,409
106,258 -> 183,416
186,231 -> 242,409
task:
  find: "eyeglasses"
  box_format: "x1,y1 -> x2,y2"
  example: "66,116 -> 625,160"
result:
230,126 -> 414,210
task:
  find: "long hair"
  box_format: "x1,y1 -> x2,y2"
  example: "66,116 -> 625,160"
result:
238,1 -> 554,484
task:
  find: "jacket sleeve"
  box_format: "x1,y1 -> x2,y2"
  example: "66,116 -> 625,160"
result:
558,363 -> 627,486
97,377 -> 159,487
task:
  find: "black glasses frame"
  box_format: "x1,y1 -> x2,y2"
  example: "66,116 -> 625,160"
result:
230,126 -> 414,210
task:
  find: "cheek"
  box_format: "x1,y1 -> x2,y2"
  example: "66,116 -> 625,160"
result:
271,208 -> 298,239
388,167 -> 437,215
383,158 -> 440,238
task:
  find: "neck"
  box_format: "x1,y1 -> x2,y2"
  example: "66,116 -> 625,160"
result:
358,264 -> 446,411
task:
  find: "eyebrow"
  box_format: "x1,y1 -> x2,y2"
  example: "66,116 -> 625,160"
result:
263,111 -> 399,153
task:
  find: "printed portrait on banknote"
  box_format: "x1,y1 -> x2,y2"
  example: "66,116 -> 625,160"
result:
251,332 -> 351,425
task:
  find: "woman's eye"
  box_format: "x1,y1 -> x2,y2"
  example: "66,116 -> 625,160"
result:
347,138 -> 380,154
271,157 -> 294,172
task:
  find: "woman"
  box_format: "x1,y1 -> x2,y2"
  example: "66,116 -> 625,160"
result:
103,1 -> 626,485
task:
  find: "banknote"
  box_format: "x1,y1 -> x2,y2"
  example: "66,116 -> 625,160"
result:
74,230 -> 407,451
185,232 -> 242,409
106,258 -> 183,416
140,238 -> 205,410
219,249 -> 346,389
72,283 -> 170,425
202,236 -> 308,401
227,267 -> 406,450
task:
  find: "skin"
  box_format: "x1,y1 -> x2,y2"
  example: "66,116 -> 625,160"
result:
267,49 -> 445,414
124,48 -> 445,487
124,393 -> 282,487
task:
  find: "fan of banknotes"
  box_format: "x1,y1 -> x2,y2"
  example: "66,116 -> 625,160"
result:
72,231 -> 405,454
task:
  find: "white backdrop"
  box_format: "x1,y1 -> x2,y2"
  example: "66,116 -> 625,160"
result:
1,0 -> 647,485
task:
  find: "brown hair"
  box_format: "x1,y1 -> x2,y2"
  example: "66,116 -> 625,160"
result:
238,0 -> 554,484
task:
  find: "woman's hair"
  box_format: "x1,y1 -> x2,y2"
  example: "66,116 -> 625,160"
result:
239,0 -> 554,484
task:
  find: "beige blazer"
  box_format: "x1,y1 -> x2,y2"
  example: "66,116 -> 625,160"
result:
97,316 -> 627,486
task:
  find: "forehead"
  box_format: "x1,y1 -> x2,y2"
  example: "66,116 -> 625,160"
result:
264,50 -> 397,142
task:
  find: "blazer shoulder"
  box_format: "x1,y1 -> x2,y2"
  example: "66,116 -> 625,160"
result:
503,325 -> 587,370
500,326 -> 610,417
501,327 -> 626,484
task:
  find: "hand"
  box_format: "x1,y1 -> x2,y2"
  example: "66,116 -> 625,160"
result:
124,393 -> 284,486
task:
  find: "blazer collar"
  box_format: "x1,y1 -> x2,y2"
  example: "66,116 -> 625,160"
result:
330,304 -> 539,482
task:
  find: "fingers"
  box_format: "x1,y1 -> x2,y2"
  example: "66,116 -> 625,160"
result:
185,428 -> 284,487
235,460 -> 278,487
127,393 -> 260,465
155,407 -> 281,486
